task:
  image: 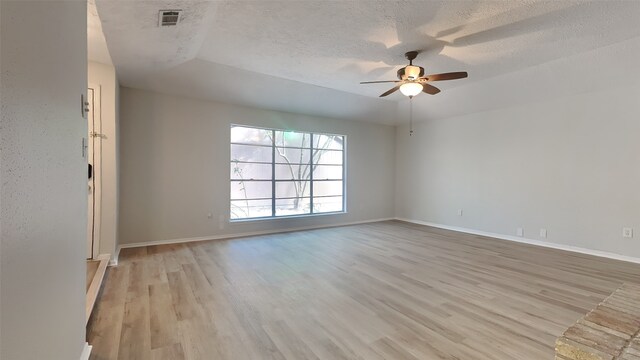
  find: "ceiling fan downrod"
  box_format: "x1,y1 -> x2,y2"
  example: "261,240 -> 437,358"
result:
405,51 -> 418,66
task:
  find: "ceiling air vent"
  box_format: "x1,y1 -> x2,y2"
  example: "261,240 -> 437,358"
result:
158,10 -> 182,27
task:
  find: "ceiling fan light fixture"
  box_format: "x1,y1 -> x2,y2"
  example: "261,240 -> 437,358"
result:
400,82 -> 423,97
359,50 -> 467,98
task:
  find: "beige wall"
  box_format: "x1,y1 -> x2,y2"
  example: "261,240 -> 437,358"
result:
88,61 -> 119,259
118,87 -> 395,246
396,38 -> 640,258
1,1 -> 88,359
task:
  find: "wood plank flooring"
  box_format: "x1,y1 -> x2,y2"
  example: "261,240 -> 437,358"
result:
87,255 -> 110,325
87,221 -> 640,360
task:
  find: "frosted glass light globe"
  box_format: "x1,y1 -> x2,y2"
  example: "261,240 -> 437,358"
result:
400,82 -> 423,97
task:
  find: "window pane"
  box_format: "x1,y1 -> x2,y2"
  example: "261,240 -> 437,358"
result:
230,180 -> 272,200
313,165 -> 342,180
275,164 -> 311,180
313,196 -> 343,213
230,162 -> 271,180
314,180 -> 343,197
313,134 -> 344,150
230,126 -> 346,220
231,144 -> 272,163
313,149 -> 343,165
275,147 -> 310,164
275,131 -> 311,148
231,199 -> 272,219
276,181 -> 310,198
231,126 -> 272,145
275,197 -> 310,216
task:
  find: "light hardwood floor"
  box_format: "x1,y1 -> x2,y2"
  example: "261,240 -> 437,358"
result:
87,254 -> 110,325
87,221 -> 640,360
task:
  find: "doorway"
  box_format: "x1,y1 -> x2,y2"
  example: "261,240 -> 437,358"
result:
87,85 -> 102,260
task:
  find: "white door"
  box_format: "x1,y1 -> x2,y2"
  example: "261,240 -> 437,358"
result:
87,86 -> 102,259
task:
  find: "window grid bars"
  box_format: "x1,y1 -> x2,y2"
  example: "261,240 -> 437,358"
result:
310,133 -> 314,215
231,125 -> 345,220
271,129 -> 276,217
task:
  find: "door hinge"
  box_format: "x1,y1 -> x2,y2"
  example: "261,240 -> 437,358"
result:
89,131 -> 106,139
81,94 -> 89,118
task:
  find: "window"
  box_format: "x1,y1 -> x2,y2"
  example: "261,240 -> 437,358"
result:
230,125 -> 345,220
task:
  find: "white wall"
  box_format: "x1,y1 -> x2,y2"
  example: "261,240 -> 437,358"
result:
1,1 -> 88,359
118,87 -> 395,246
88,61 -> 119,259
396,37 -> 640,258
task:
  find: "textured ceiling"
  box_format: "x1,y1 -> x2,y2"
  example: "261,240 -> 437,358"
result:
95,0 -> 640,124
88,0 -> 112,65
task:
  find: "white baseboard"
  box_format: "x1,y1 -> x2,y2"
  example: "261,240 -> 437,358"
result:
112,217 -> 394,264
396,217 -> 640,265
79,342 -> 92,360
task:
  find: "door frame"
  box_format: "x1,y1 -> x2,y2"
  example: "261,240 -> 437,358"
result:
88,84 -> 102,259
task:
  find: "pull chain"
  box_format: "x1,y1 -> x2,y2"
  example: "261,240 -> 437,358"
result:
409,96 -> 414,136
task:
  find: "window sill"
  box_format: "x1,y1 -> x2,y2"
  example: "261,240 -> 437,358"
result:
229,211 -> 347,223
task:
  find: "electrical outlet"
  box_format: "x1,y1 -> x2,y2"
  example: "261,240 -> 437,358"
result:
623,227 -> 633,238
540,228 -> 547,238
457,209 -> 463,216
517,227 -> 524,237
207,213 -> 213,219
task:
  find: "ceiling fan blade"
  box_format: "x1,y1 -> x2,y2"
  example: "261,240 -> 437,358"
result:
380,84 -> 402,97
424,72 -> 468,81
422,83 -> 441,95
360,80 -> 400,84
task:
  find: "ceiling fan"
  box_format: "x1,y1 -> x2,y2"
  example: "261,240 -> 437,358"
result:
360,51 -> 468,98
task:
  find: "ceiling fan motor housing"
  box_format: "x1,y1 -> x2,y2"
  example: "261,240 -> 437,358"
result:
397,65 -> 425,80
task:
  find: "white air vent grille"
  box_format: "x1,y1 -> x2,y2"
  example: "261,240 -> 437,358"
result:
159,10 -> 182,26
